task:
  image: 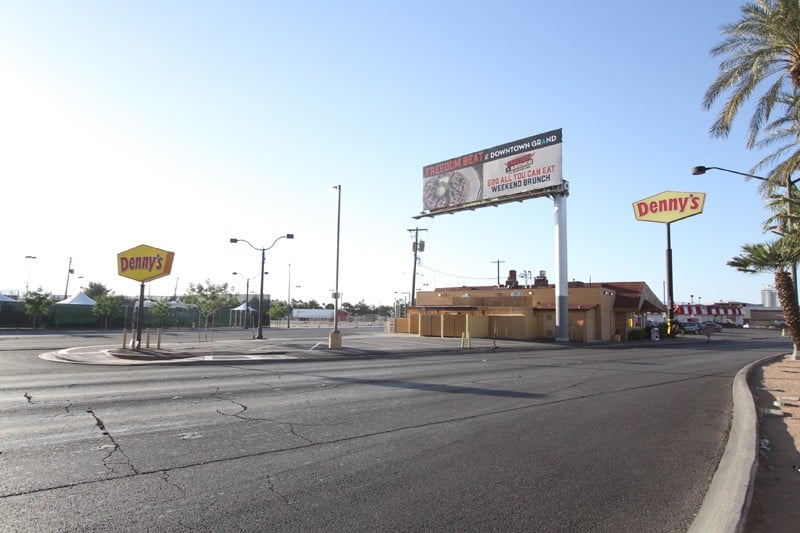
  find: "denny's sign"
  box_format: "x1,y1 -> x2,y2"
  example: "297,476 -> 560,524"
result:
633,191 -> 706,223
117,244 -> 175,283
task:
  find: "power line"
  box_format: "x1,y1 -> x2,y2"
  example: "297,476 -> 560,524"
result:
418,263 -> 494,281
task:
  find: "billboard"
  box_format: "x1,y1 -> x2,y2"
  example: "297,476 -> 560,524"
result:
632,191 -> 706,223
421,129 -> 563,216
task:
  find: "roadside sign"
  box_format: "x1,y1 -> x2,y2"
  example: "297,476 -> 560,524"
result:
117,244 -> 175,283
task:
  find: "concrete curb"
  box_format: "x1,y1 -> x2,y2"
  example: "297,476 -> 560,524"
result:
688,353 -> 784,533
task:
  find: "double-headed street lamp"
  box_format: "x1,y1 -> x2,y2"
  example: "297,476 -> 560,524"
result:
230,234 -> 294,339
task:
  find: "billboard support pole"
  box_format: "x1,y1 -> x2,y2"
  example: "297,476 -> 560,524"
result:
554,183 -> 569,342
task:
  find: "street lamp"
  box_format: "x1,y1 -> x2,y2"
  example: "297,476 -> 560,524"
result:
693,163 -> 800,300
232,272 -> 256,329
24,255 -> 37,293
230,233 -> 294,339
287,263 -> 301,329
330,185 -> 342,348
691,165 -> 767,181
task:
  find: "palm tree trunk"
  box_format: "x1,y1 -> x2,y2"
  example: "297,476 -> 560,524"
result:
774,271 -> 800,359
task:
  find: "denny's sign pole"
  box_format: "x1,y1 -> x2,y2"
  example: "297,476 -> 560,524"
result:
117,244 -> 175,350
633,191 -> 706,336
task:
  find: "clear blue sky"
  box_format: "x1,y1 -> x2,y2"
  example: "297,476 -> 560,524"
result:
1,0 -> 776,307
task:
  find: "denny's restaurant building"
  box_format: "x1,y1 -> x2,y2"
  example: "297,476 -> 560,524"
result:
395,278 -> 665,342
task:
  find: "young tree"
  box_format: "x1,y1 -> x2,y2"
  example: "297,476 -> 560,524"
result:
24,289 -> 52,330
353,301 -> 372,316
83,282 -> 110,302
149,298 -> 173,328
182,281 -> 238,338
374,305 -> 393,318
729,237 -> 800,359
93,293 -> 122,329
269,301 -> 288,322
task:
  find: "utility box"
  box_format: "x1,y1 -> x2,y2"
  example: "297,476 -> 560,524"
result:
651,328 -> 660,341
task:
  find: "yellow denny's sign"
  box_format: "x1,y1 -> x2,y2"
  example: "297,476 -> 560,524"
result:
632,191 -> 706,223
117,244 -> 175,282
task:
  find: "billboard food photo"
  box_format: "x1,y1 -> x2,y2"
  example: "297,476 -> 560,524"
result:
422,129 -> 562,215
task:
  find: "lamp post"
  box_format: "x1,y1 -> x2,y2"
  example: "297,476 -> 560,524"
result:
24,255 -> 37,293
691,165 -> 767,182
230,234 -> 294,339
287,263 -> 294,329
330,185 -> 342,348
693,164 -> 799,300
232,272 -> 256,328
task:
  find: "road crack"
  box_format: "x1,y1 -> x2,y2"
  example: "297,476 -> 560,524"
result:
160,470 -> 186,493
86,408 -> 139,476
213,396 -> 315,444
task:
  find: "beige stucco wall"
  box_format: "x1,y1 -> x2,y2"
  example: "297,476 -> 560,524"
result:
399,284 -> 628,342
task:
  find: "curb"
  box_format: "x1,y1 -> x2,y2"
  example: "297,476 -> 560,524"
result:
688,352 -> 784,533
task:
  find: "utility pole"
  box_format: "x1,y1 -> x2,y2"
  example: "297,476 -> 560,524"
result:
491,259 -> 505,286
64,257 -> 74,299
407,227 -> 428,306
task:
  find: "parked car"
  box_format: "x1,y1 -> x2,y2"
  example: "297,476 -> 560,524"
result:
702,321 -> 723,333
681,322 -> 702,334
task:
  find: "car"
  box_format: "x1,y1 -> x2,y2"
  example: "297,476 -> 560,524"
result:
681,322 -> 702,334
702,321 -> 723,333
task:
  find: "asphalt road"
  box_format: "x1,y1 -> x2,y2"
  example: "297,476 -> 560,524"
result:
0,328 -> 789,531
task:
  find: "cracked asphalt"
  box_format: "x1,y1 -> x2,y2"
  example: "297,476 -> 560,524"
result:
0,328 -> 791,531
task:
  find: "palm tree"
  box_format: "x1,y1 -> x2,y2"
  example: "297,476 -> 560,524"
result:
703,0 -> 800,147
705,1 -> 800,305
752,92 -> 800,185
728,237 -> 800,359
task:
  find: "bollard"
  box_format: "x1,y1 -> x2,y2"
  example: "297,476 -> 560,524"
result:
146,329 -> 151,348
122,329 -> 128,349
157,328 -> 162,349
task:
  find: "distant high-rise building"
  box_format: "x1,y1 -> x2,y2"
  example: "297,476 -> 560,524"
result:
761,284 -> 778,307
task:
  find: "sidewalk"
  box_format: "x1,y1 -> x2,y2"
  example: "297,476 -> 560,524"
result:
744,354 -> 800,532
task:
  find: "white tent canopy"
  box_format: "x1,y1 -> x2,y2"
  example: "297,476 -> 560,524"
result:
229,302 -> 256,328
55,292 -> 96,306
